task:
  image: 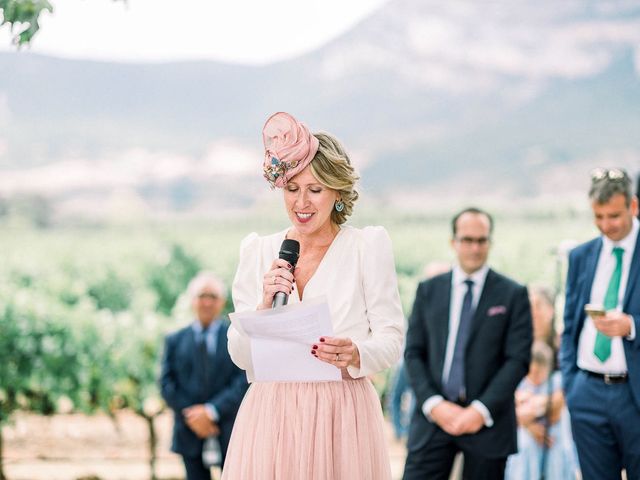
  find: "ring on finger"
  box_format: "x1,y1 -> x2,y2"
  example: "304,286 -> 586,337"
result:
335,353 -> 340,361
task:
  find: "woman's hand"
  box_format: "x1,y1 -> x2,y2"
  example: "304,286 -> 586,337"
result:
311,336 -> 361,369
259,258 -> 295,310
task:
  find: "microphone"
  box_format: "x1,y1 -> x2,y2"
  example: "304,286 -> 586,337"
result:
272,239 -> 300,308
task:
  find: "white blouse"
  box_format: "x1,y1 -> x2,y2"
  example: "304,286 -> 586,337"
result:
228,225 -> 405,382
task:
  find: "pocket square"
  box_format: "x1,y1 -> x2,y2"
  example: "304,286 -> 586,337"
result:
488,305 -> 507,316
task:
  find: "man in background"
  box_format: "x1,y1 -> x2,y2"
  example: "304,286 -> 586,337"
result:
403,207 -> 532,480
161,272 -> 248,480
560,168 -> 640,480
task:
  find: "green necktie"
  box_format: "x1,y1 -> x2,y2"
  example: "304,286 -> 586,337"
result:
594,246 -> 624,362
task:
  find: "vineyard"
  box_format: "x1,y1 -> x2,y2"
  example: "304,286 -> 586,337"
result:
0,210 -> 595,480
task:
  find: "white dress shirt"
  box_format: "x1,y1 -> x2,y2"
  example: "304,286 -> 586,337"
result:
422,264 -> 494,427
577,217 -> 639,374
228,225 -> 405,382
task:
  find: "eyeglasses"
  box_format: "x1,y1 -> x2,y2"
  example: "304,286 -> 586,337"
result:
198,292 -> 219,300
455,236 -> 490,246
590,168 -> 628,182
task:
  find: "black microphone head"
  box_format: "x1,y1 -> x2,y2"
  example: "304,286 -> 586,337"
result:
279,239 -> 300,267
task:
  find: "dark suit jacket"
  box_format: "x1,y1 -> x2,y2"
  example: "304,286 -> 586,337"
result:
160,321 -> 248,460
404,269 -> 532,458
560,233 -> 640,411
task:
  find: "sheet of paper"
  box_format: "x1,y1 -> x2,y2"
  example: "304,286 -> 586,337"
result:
229,297 -> 341,382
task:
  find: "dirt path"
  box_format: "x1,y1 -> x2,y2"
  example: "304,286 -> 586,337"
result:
3,411 -> 408,480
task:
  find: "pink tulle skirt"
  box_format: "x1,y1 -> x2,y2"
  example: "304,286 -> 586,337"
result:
221,377 -> 392,480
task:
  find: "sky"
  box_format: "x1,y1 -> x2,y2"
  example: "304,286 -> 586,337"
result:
0,0 -> 389,64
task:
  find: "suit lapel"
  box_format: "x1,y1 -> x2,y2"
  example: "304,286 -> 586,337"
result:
624,234 -> 640,309
433,273 -> 452,378
571,239 -> 602,339
468,269 -> 495,341
186,327 -> 198,368
581,239 -> 602,309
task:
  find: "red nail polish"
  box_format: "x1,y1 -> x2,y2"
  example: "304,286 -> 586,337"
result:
320,338 -> 325,342
312,345 -> 318,349
311,350 -> 315,354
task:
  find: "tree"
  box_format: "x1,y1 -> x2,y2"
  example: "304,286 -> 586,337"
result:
1,0 -> 122,45
148,244 -> 201,316
0,0 -> 52,44
0,288 -> 82,480
87,269 -> 133,313
0,269 -> 170,480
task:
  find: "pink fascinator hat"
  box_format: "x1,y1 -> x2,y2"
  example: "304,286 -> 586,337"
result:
262,112 -> 319,188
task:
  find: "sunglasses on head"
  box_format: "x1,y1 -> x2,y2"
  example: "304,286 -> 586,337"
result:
590,168 -> 628,182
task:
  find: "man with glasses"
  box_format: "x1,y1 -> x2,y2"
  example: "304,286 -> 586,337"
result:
161,272 -> 248,480
560,168 -> 640,480
403,207 -> 532,480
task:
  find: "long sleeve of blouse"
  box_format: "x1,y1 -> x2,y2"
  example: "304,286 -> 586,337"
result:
227,225 -> 405,382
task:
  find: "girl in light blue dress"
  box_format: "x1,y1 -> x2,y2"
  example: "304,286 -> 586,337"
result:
505,341 -> 579,480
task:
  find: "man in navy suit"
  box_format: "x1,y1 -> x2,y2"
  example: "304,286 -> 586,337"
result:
161,272 -> 248,480
561,168 -> 640,480
403,207 -> 532,480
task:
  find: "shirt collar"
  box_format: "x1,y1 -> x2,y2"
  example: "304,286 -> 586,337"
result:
602,217 -> 639,256
452,263 -> 489,287
192,318 -> 222,335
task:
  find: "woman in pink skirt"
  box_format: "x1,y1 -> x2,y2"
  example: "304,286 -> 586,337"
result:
222,112 -> 404,479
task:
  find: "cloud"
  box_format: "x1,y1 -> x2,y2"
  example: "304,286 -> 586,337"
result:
320,1 -> 640,93
202,140 -> 260,176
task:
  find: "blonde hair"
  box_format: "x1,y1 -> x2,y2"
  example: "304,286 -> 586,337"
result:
309,132 -> 359,225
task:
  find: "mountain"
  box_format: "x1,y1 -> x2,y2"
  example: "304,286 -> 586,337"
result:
0,0 -> 639,219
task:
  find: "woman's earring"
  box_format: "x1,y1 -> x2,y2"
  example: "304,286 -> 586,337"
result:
335,200 -> 345,212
